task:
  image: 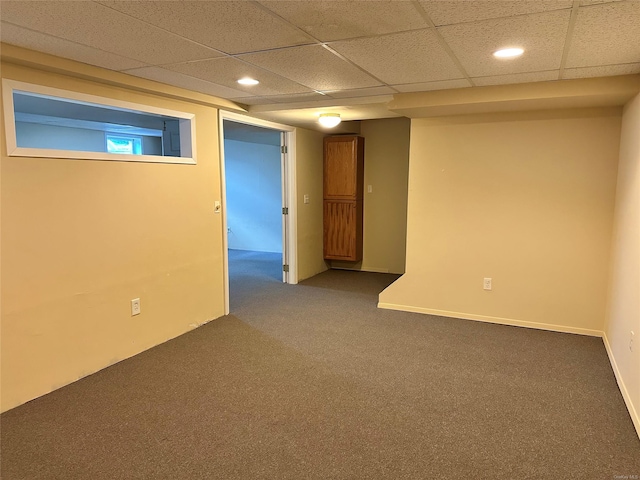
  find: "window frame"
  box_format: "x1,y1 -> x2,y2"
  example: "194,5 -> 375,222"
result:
2,79 -> 196,165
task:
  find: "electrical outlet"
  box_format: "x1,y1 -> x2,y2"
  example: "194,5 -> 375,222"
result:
483,278 -> 492,290
630,331 -> 635,352
303,194 -> 310,204
131,298 -> 141,316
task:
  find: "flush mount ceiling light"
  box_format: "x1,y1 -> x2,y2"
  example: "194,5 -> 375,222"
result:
237,77 -> 259,86
493,47 -> 524,59
318,113 -> 341,128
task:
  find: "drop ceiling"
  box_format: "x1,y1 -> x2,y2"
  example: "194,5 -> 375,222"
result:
1,0 -> 639,128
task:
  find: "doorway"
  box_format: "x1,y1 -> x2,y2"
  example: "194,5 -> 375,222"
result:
219,111 -> 297,314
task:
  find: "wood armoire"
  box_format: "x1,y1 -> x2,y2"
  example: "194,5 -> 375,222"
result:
323,135 -> 365,262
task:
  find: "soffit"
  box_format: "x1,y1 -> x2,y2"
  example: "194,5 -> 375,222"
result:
388,75 -> 640,118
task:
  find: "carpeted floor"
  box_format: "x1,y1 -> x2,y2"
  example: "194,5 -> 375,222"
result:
1,251 -> 639,479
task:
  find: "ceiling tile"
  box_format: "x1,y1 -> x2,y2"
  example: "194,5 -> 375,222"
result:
0,22 -> 148,71
165,57 -> 313,96
330,30 -> 463,85
566,2 -> 640,68
562,63 -> 640,79
238,45 -> 382,91
472,70 -> 559,86
122,66 -> 249,99
0,1 -> 222,65
98,1 -> 312,55
419,0 -> 573,27
393,79 -> 472,93
322,86 -> 397,98
438,10 -> 570,77
258,1 -> 428,41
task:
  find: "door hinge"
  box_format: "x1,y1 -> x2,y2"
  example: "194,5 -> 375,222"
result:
281,145 -> 288,154
283,264 -> 289,272
282,207 -> 289,215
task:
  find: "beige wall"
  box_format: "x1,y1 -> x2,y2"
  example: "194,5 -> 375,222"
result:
1,62 -> 226,411
329,117 -> 410,274
380,108 -> 621,335
605,92 -> 640,435
294,127 -> 327,281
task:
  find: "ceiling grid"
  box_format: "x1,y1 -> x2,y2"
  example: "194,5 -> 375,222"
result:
0,0 -> 638,127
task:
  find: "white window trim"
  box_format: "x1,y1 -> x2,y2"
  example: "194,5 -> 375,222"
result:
2,79 -> 196,165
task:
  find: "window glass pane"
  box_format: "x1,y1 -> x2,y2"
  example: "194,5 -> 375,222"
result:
106,135 -> 142,155
4,82 -> 195,164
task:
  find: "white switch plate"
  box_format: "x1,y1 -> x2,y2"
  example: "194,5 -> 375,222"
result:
483,278 -> 492,290
214,201 -> 221,213
367,185 -> 373,193
131,298 -> 141,316
303,194 -> 309,204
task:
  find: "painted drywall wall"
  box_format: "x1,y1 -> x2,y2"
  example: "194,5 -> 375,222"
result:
225,138 -> 282,253
605,92 -> 640,435
15,121 -> 163,155
1,61 -> 225,412
295,127 -> 327,281
162,119 -> 181,157
16,122 -> 106,151
330,118 -> 410,274
142,135 -> 162,156
380,108 -> 621,335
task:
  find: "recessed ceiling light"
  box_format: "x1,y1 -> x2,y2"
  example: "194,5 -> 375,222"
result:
318,113 -> 341,128
493,48 -> 524,59
237,77 -> 259,86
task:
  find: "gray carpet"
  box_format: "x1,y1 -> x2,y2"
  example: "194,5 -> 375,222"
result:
1,251 -> 639,479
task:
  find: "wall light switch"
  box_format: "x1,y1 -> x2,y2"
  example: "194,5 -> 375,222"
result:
214,201 -> 221,213
303,194 -> 310,204
367,185 -> 373,193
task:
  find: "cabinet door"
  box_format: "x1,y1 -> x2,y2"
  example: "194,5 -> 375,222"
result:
324,136 -> 360,200
323,200 -> 362,261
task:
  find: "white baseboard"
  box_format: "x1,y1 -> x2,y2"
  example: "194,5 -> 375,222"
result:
377,302 -> 603,337
603,333 -> 640,439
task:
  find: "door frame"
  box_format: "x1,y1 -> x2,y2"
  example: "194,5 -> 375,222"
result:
218,110 -> 298,315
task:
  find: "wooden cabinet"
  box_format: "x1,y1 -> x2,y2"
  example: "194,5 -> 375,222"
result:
323,136 -> 364,261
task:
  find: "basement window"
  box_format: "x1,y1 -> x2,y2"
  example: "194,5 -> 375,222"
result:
106,134 -> 143,155
2,79 -> 196,164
